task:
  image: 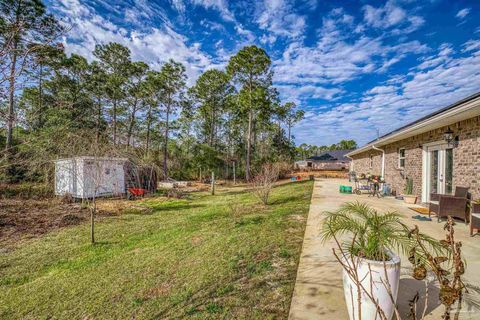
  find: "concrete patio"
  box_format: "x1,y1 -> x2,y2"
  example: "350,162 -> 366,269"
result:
289,178 -> 480,320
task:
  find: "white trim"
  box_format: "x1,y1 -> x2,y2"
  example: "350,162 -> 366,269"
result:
398,148 -> 405,169
422,140 -> 453,203
422,147 -> 428,203
372,145 -> 385,179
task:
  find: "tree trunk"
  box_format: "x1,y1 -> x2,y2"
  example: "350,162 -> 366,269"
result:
163,102 -> 170,180
288,123 -> 292,143
5,47 -> 18,154
246,76 -> 254,181
95,98 -> 102,144
38,63 -> 43,129
233,161 -> 236,185
246,109 -> 252,181
145,106 -> 152,156
211,171 -> 215,195
126,99 -> 139,147
90,199 -> 96,244
112,99 -> 117,145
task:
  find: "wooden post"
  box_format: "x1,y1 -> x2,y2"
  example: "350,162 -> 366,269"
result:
211,171 -> 215,195
233,161 -> 236,185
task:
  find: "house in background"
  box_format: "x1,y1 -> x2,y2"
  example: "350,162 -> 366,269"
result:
295,150 -> 352,171
347,92 -> 480,202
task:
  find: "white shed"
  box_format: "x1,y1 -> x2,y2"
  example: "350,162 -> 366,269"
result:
54,156 -> 128,198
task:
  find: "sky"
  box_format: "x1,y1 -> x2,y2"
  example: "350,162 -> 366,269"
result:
46,0 -> 480,146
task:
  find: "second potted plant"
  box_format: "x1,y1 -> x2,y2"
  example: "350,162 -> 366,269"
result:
403,177 -> 417,204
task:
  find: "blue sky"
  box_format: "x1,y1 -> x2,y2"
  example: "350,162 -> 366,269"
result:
47,0 -> 480,146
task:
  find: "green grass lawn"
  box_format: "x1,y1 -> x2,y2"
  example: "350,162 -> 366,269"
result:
0,180 -> 313,319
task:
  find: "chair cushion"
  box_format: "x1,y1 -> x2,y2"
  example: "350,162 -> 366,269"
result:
429,201 -> 439,205
472,213 -> 480,219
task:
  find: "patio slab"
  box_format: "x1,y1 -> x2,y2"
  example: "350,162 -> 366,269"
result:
289,178 -> 480,320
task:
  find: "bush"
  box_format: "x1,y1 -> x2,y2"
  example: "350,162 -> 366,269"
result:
0,183 -> 53,199
165,188 -> 187,199
276,161 -> 293,179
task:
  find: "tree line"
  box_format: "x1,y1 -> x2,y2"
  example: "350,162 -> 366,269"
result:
1,0 -> 308,183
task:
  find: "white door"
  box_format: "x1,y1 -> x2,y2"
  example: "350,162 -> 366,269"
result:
425,144 -> 453,201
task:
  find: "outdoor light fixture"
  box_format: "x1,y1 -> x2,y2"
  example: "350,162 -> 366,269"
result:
443,127 -> 456,146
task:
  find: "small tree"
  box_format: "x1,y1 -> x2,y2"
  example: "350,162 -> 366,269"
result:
251,163 -> 279,205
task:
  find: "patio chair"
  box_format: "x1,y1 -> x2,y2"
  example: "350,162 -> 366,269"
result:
470,203 -> 480,237
429,186 -> 470,223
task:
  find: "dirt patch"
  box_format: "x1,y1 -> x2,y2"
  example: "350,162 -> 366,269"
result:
0,197 -> 154,246
0,199 -> 89,245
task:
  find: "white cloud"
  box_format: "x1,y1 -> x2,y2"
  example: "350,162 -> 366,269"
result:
256,0 -> 306,41
463,39 -> 480,52
273,8 -> 428,88
416,43 -> 453,70
362,0 -> 424,34
171,0 -> 235,21
456,8 -> 470,19
55,0 -> 214,84
292,40 -> 480,145
276,84 -> 343,105
191,0 -> 235,21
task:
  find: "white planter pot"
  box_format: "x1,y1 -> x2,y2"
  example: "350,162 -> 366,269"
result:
342,252 -> 401,320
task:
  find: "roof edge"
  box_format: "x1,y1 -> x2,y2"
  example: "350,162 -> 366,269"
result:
347,91 -> 480,157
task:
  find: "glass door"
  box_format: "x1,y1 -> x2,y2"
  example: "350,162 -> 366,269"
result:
426,145 -> 453,200
430,150 -> 439,194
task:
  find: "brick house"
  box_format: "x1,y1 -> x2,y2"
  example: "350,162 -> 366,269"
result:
294,150 -> 352,171
346,92 -> 480,203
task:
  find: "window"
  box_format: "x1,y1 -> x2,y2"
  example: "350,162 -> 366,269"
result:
398,148 -> 406,169
369,155 -> 373,169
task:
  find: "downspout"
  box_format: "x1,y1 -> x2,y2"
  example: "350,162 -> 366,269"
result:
372,145 -> 385,180
345,154 -> 354,182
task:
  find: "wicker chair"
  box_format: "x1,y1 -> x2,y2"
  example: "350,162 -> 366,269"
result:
429,186 -> 470,223
470,203 -> 480,236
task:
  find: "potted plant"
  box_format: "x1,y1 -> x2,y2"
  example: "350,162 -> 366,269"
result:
320,202 -> 439,320
403,177 -> 417,204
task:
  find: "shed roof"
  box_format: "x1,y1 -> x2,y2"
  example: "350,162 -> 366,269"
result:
54,156 -> 129,162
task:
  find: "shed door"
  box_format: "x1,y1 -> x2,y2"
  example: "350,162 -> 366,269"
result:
55,161 -> 74,195
84,161 -> 123,197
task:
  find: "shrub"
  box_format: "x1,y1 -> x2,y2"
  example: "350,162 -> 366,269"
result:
404,177 -> 414,195
0,183 -> 53,199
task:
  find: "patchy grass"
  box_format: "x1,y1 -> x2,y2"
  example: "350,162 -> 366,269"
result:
0,180 -> 313,319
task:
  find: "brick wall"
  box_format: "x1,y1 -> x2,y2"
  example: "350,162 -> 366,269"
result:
351,116 -> 480,201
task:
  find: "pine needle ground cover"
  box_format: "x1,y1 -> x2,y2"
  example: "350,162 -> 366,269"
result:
0,181 -> 313,319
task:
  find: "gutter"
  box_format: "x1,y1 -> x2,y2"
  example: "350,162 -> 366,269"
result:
371,145 -> 385,179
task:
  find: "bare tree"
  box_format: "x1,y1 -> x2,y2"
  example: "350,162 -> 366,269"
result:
251,163 -> 279,205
